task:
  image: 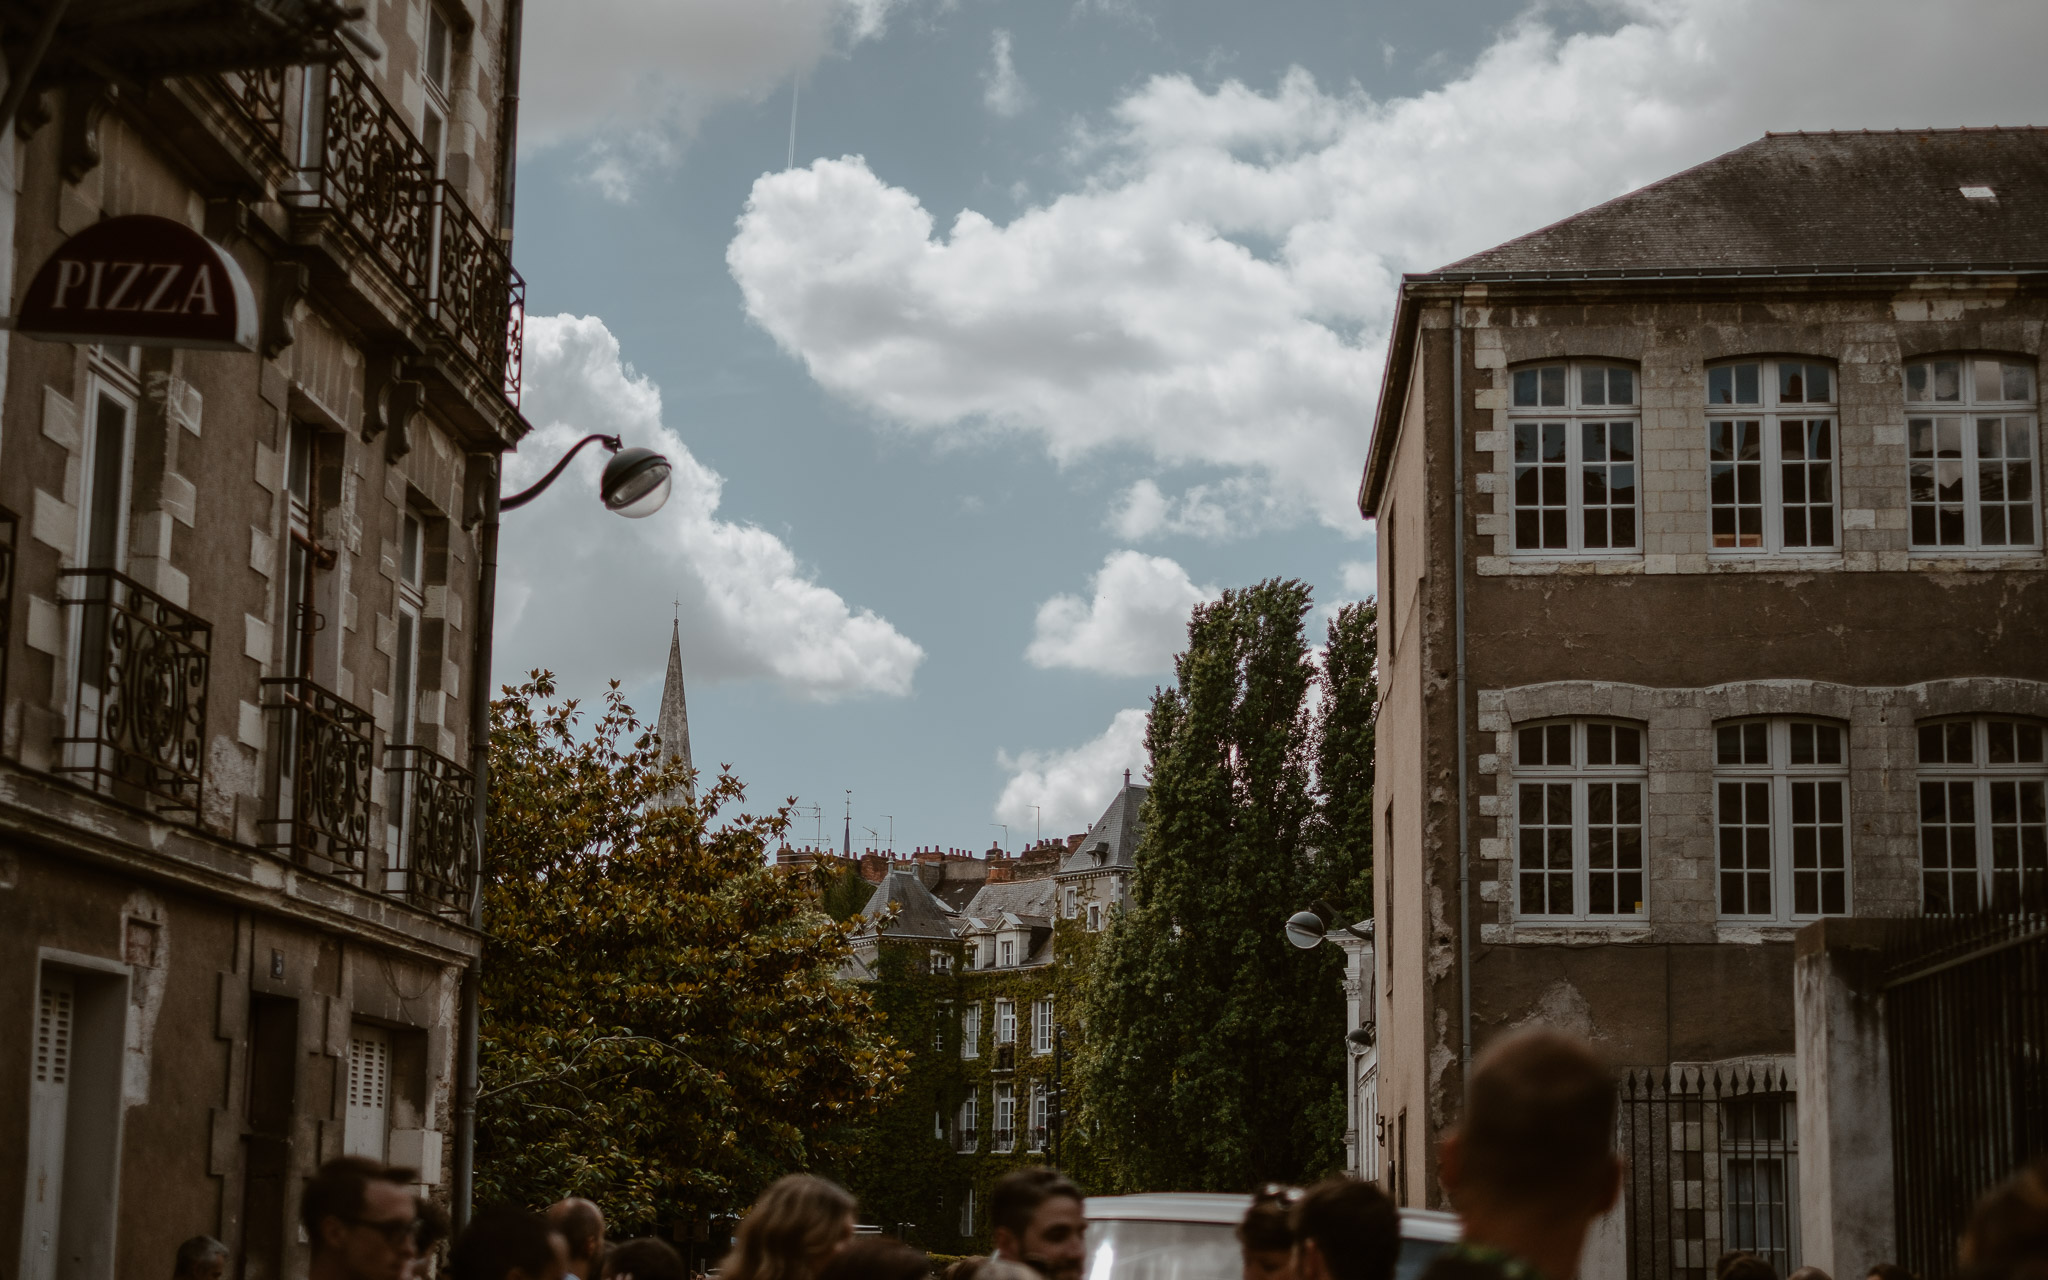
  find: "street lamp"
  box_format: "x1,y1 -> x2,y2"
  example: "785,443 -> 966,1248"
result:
452,430 -> 674,1228
1284,899 -> 1374,950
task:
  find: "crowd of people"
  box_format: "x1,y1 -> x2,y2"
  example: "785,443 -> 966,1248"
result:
189,1027 -> 2042,1280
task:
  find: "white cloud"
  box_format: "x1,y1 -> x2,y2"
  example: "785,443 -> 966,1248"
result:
494,314 -> 924,703
1107,476 -> 1290,541
1338,558 -> 1377,602
1026,550 -> 1216,676
728,0 -> 2046,534
520,0 -> 910,197
996,708 -> 1149,834
982,29 -> 1032,118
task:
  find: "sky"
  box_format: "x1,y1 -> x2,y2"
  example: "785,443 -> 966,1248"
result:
493,0 -> 2047,853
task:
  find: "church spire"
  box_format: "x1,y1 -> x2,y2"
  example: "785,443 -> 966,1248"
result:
658,619 -> 695,803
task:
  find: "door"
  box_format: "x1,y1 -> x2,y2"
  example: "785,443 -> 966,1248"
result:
21,976 -> 75,1280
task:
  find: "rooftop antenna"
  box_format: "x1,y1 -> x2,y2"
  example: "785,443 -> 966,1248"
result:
843,789 -> 852,859
881,814 -> 894,853
863,826 -> 879,855
989,823 -> 1008,855
800,801 -> 822,847
787,76 -> 800,170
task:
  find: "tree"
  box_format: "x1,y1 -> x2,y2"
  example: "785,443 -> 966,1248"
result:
1311,599 -> 1380,916
1078,579 -> 1347,1191
475,674 -> 907,1231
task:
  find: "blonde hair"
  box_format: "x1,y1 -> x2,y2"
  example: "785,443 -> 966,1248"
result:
721,1175 -> 858,1280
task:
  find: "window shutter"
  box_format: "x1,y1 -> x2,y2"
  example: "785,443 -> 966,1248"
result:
24,977 -> 78,1280
343,1031 -> 390,1159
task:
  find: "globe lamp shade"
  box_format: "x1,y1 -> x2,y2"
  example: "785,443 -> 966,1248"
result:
601,447 -> 672,518
1284,910 -> 1328,950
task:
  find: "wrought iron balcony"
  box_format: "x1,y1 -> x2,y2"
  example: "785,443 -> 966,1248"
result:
383,742 -> 478,918
994,1044 -> 1016,1071
213,66 -> 289,164
52,569 -> 212,815
0,506 -> 15,716
262,676 -> 373,877
993,1126 -> 1016,1154
955,1127 -> 979,1154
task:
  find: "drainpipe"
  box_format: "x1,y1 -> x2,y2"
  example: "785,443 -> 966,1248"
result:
452,460 -> 500,1229
1452,306 -> 1472,1081
496,0 -> 523,236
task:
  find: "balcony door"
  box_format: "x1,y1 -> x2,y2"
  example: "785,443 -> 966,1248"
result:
64,349 -> 138,764
384,510 -> 425,889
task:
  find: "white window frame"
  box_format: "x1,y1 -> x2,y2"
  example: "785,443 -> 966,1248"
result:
928,948 -> 953,975
420,5 -> 453,177
1512,719 -> 1648,923
1706,359 -> 1840,555
999,938 -> 1014,967
1062,886 -> 1077,919
1031,998 -> 1053,1055
1086,902 -> 1102,932
995,999 -> 1015,1046
385,509 -> 427,884
932,1000 -> 951,1053
1905,356 -> 2041,552
64,353 -> 141,754
1714,719 -> 1852,923
1917,716 -> 2048,913
959,1188 -> 976,1236
1507,361 -> 1642,557
1028,1080 -> 1048,1152
960,1003 -> 981,1059
994,1083 -> 1016,1153
1720,1094 -> 1801,1276
956,1090 -> 979,1152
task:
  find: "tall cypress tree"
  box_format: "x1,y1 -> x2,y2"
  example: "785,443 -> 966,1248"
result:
1311,599 -> 1379,917
1079,579 -> 1345,1191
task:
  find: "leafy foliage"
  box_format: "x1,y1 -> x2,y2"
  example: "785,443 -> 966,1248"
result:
1312,599 -> 1380,913
1078,580 -> 1350,1191
475,674 -> 907,1231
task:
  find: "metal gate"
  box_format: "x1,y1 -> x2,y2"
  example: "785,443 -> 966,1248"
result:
1619,1064 -> 1800,1280
1885,913 -> 2048,1280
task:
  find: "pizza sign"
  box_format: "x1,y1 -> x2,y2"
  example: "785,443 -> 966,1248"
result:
17,214 -> 258,352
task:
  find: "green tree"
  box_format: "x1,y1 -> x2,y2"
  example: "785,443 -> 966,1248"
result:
1311,599 -> 1380,915
1078,579 -> 1346,1191
475,674 -> 907,1231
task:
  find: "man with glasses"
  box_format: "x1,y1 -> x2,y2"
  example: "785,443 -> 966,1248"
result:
303,1158 -> 421,1280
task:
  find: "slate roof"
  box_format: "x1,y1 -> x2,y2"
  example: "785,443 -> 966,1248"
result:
1433,129 -> 2048,277
918,859 -> 989,912
1058,782 -> 1148,875
859,866 -> 960,941
960,876 -> 1057,923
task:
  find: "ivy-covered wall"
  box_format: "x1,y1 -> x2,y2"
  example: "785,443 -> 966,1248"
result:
832,914 -> 1111,1253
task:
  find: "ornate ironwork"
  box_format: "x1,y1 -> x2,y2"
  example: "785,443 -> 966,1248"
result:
52,569 -> 212,814
384,742 -> 478,917
209,66 -> 288,161
262,676 -> 374,876
292,55 -> 434,300
432,183 -> 525,404
0,507 -> 14,721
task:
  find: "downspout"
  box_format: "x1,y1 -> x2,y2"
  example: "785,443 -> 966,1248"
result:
1452,306 -> 1472,1081
495,0 -> 523,235
452,459 -> 500,1229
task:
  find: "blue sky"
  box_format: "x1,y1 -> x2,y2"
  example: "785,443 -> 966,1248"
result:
490,0 -> 2044,851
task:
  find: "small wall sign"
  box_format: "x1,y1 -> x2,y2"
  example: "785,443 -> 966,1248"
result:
16,214 -> 258,352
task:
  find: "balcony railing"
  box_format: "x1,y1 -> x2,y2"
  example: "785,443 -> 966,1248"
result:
214,66 -> 288,162
53,570 -> 212,814
994,1126 -> 1016,1154
384,742 -> 477,918
432,182 -> 525,404
262,676 -> 373,876
0,507 -> 15,719
955,1127 -> 979,1154
994,1044 -> 1015,1071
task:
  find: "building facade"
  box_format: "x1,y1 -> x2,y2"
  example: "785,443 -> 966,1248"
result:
0,5 -> 527,1279
1360,129 -> 2048,1266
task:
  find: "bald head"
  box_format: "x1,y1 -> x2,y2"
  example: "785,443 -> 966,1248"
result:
1449,1028 -> 1618,1213
548,1200 -> 606,1272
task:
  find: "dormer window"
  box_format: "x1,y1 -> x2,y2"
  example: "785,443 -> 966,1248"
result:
999,939 -> 1014,967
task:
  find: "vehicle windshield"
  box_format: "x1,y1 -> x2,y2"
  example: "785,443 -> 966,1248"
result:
1081,1219 -> 1448,1280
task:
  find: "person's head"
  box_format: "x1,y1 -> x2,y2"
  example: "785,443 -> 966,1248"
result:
548,1201 -> 608,1273
175,1237 -> 230,1280
1238,1186 -> 1300,1280
1960,1158 -> 2048,1280
448,1208 -> 568,1280
413,1202 -> 454,1279
1439,1029 -> 1620,1222
302,1158 -> 422,1280
1868,1266 -> 1917,1280
601,1239 -> 688,1280
815,1239 -> 930,1280
991,1168 -> 1087,1280
1716,1255 -> 1755,1280
1289,1180 -> 1400,1280
1721,1256 -> 1778,1280
1789,1267 -> 1833,1280
721,1175 -> 859,1280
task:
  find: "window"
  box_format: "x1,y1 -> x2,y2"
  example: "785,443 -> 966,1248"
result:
420,6 -> 452,175
1907,357 -> 2039,550
1715,720 -> 1850,921
956,1091 -> 979,1152
960,1003 -> 981,1059
995,1000 -> 1015,1045
1707,360 -> 1838,553
1029,1081 -> 1048,1151
282,422 -> 328,678
1509,361 -> 1640,554
385,509 -> 427,879
1382,804 -> 1394,994
959,1188 -> 976,1237
1063,887 -> 1077,919
66,351 -> 140,753
933,1108 -> 945,1141
1514,721 -> 1647,920
1085,902 -> 1101,932
1918,717 -> 2047,912
932,1001 -> 951,1053
928,948 -> 953,975
1721,1095 -> 1799,1276
1032,999 -> 1054,1054
994,1083 -> 1016,1152
343,1028 -> 391,1159
999,939 -> 1014,967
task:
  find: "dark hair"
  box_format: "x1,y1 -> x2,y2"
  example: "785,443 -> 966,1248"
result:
1722,1256 -> 1778,1280
416,1200 -> 454,1252
603,1239 -> 688,1280
1455,1029 -> 1617,1210
451,1207 -> 560,1280
1788,1267 -> 1834,1280
1289,1180 -> 1399,1280
1960,1158 -> 2048,1280
300,1158 -> 420,1254
1868,1267 -> 1917,1280
1238,1186 -> 1300,1254
816,1240 -> 930,1280
991,1168 -> 1083,1241
1717,1255 -> 1756,1279
551,1200 -> 606,1262
174,1237 -> 228,1277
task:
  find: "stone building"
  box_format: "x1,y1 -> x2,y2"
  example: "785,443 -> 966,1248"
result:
0,6 -> 527,1279
1360,129 -> 2048,1267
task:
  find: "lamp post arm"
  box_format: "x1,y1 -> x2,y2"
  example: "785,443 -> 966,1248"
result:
499,433 -> 620,511
1338,922 -> 1374,942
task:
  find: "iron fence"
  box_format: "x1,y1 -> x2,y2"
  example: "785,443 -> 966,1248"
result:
52,569 -> 212,814
1885,912 -> 2048,1280
262,676 -> 373,876
210,66 -> 289,161
383,742 -> 477,918
293,54 -> 436,299
1618,1064 -> 1801,1280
